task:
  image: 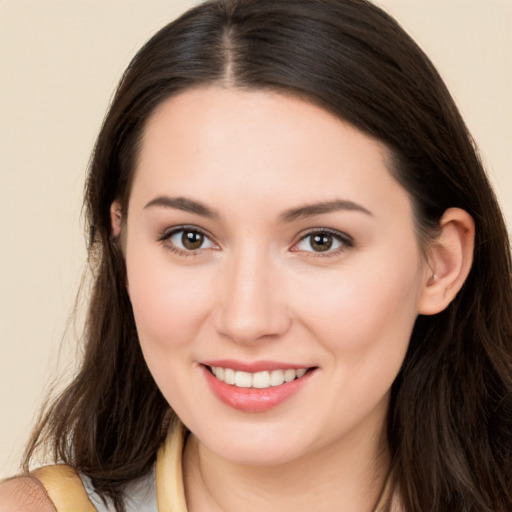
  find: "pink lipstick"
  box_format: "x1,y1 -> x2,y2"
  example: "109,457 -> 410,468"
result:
200,361 -> 316,413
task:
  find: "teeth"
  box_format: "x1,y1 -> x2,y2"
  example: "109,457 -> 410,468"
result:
224,368 -> 236,385
270,369 -> 285,386
209,366 -> 309,389
284,369 -> 296,382
252,371 -> 270,389
235,371 -> 252,388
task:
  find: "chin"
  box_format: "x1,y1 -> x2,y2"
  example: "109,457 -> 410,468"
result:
194,419 -> 318,466
214,439 -> 305,466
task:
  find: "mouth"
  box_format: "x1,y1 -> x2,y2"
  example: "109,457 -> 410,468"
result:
201,362 -> 317,412
206,365 -> 309,389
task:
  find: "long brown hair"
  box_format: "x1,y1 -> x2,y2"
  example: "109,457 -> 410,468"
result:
24,1 -> 512,510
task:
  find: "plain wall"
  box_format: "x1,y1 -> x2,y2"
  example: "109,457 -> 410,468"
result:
1,0 -> 511,478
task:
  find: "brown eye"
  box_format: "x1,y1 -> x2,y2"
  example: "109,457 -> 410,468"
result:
166,228 -> 216,252
182,230 -> 204,250
293,230 -> 352,255
310,234 -> 333,252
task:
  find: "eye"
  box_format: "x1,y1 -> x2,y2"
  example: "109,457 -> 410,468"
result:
160,227 -> 217,253
292,230 -> 352,255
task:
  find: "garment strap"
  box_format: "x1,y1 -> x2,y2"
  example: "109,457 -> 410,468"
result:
156,420 -> 188,511
32,464 -> 96,512
31,421 -> 189,512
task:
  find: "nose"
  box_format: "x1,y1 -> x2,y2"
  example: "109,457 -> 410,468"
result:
213,247 -> 291,344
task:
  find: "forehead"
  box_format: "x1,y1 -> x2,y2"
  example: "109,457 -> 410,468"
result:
130,86 -> 412,221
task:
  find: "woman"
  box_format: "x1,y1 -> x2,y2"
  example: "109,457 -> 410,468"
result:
1,0 -> 511,510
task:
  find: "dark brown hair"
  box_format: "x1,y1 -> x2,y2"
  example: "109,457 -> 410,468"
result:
24,1 -> 512,510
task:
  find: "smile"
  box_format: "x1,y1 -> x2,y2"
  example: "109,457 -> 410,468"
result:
202,363 -> 316,412
208,366 -> 308,389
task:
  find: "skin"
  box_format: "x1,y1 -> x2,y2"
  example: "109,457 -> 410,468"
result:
0,477 -> 56,512
118,85 -> 464,512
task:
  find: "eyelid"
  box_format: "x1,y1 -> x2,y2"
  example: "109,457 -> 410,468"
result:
158,224 -> 209,241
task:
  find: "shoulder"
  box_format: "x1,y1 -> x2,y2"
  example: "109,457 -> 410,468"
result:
0,476 -> 56,512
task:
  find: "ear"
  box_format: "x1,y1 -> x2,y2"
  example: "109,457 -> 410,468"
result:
418,208 -> 475,315
110,200 -> 130,293
110,201 -> 123,237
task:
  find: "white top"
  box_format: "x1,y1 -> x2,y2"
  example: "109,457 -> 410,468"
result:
80,467 -> 157,512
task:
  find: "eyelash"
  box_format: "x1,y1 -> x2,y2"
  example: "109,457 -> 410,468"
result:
157,226 -> 354,258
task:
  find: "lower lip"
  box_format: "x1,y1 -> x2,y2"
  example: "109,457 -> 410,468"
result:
201,366 -> 315,413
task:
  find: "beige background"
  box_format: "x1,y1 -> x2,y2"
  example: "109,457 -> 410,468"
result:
1,0 -> 511,478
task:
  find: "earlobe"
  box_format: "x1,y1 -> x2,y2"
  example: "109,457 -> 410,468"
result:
110,201 -> 123,237
418,208 -> 475,315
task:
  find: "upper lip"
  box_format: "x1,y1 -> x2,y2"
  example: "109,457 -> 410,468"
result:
201,359 -> 314,373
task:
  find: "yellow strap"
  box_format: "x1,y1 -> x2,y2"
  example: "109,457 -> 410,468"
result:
32,464 -> 96,512
156,421 -> 188,512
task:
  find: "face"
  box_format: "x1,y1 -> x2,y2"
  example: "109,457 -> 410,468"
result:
121,86 -> 430,466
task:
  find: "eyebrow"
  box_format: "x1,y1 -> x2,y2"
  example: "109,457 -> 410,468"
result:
279,199 -> 373,223
143,195 -> 372,222
144,196 -> 219,219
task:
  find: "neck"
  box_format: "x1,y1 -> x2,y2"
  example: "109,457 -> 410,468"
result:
183,408 -> 390,512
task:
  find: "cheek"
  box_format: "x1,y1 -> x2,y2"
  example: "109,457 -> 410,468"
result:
126,249 -> 212,353
290,256 -> 423,425
125,250 -> 215,409
291,254 -> 423,355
